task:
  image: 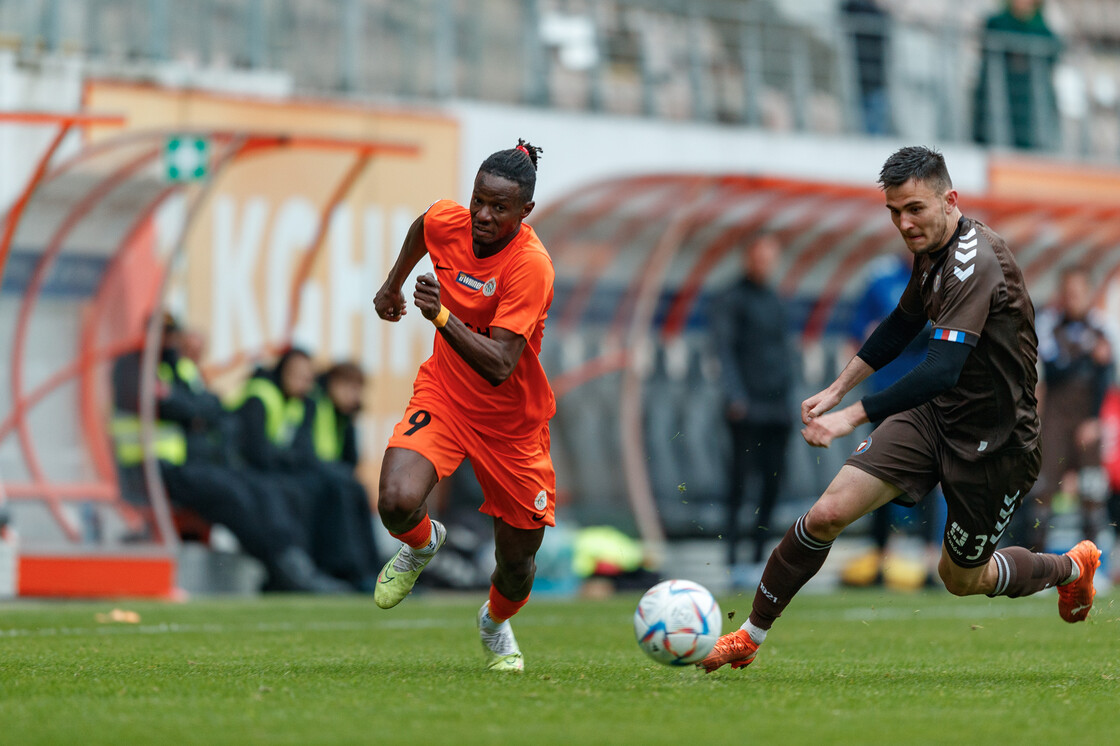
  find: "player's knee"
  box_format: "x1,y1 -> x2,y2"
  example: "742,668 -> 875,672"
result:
939,570 -> 967,596
938,562 -> 982,597
804,504 -> 851,541
941,576 -> 976,597
375,479 -> 421,525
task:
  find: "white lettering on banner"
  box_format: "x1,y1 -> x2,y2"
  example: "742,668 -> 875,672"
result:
156,193 -> 187,261
292,283 -> 322,353
364,205 -> 435,377
330,205 -> 380,361
268,197 -> 317,341
212,195 -> 266,360
208,196 -> 434,379
362,206 -> 384,373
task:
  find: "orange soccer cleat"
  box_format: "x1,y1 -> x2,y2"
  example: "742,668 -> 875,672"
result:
697,629 -> 759,673
1057,540 -> 1102,623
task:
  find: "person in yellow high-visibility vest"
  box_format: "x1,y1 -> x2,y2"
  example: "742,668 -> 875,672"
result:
111,314 -> 348,593
312,361 -> 365,467
229,348 -> 380,592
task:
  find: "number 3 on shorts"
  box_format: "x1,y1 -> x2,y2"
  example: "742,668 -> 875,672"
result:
404,410 -> 431,436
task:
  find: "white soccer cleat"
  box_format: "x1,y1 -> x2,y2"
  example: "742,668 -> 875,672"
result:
478,601 -> 524,673
373,520 -> 446,609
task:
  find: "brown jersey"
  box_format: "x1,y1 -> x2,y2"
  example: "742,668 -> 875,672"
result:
899,216 -> 1040,460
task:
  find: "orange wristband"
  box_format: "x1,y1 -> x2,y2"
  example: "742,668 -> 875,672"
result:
432,305 -> 450,328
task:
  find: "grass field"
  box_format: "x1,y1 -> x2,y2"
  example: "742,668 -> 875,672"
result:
1,587 -> 1117,745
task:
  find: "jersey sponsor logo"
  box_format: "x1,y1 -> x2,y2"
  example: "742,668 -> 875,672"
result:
483,277 -> 497,297
456,271 -> 485,291
933,328 -> 967,343
852,436 -> 872,455
948,521 -> 970,551
534,490 -> 547,511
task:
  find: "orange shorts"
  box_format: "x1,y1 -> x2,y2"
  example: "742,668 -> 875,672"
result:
387,387 -> 556,530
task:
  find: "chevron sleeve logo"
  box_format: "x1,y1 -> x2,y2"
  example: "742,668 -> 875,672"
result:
952,228 -> 977,283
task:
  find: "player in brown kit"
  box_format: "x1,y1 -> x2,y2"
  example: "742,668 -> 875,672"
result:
700,146 -> 1101,673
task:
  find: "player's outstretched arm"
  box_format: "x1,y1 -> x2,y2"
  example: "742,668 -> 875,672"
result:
801,355 -> 875,425
413,273 -> 527,386
374,213 -> 429,322
801,401 -> 869,448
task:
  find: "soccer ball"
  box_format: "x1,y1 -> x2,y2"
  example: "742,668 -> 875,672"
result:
633,579 -> 722,666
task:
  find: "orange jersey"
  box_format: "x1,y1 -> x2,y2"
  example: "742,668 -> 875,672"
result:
417,199 -> 556,439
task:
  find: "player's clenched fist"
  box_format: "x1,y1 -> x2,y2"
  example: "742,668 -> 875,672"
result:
413,273 -> 442,321
801,388 -> 841,425
374,281 -> 408,321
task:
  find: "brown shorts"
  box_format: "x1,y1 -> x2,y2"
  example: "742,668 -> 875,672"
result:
846,403 -> 1041,568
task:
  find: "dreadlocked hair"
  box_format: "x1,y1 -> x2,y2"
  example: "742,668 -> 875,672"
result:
478,138 -> 543,202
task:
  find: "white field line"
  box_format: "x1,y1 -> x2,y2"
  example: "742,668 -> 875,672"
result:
2,595 -> 1112,640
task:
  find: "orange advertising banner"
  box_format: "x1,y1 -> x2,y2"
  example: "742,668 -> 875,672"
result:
988,154 -> 1120,204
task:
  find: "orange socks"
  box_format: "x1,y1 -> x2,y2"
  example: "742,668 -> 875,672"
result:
488,585 -> 529,624
391,514 -> 432,550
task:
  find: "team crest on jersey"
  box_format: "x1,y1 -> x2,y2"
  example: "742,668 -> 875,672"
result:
933,272 -> 941,293
853,436 -> 872,456
455,271 -> 485,291
483,277 -> 497,297
534,490 -> 547,511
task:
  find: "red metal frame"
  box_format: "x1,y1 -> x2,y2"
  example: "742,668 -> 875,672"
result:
0,119 -> 420,561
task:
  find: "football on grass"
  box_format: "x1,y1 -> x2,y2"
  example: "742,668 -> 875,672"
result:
633,579 -> 722,666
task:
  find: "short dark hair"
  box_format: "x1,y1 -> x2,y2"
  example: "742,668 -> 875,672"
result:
878,146 -> 952,193
271,346 -> 311,381
478,139 -> 542,202
324,361 -> 365,386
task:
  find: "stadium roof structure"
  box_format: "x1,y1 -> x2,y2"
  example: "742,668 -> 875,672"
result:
532,173 -> 1120,554
0,111 -> 417,597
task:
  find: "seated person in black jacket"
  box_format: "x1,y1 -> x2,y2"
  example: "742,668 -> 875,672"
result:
111,314 -> 347,593
230,348 -> 380,592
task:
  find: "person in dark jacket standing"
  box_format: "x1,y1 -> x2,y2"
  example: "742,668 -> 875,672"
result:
972,0 -> 1060,150
709,233 -> 798,586
1029,266 -> 1114,551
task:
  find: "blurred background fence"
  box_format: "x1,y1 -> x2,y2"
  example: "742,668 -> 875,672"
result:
4,0 -> 1120,158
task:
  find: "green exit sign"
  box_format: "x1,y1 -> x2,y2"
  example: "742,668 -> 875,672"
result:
165,136 -> 209,181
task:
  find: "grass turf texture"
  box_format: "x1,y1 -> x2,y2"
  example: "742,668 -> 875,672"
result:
1,589 -> 1116,745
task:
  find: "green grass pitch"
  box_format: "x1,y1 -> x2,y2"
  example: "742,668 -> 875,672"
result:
1,588 -> 1116,745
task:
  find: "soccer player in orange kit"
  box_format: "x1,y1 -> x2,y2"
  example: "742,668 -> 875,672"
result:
372,140 -> 555,673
